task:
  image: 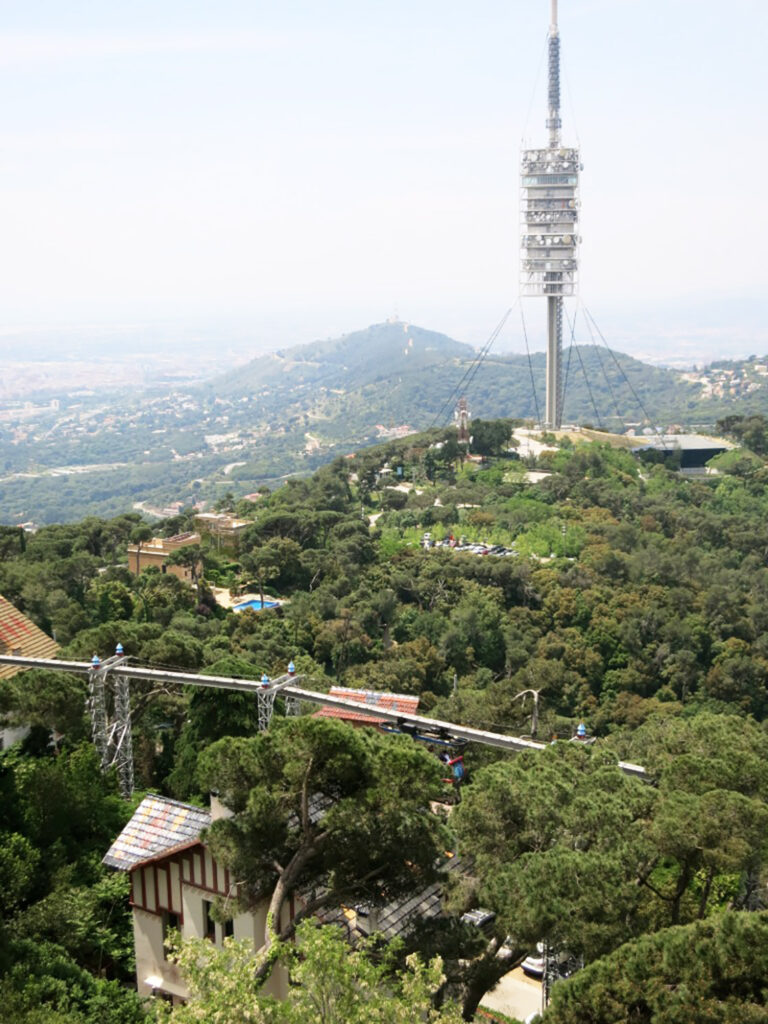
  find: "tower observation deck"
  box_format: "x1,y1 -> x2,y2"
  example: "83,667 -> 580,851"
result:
520,0 -> 581,428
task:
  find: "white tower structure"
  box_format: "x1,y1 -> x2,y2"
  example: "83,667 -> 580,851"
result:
455,396 -> 470,444
520,0 -> 580,428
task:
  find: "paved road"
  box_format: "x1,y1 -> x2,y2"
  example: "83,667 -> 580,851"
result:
480,966 -> 543,1021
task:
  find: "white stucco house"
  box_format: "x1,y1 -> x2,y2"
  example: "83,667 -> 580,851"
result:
103,793 -> 291,1004
104,789 -> 460,1006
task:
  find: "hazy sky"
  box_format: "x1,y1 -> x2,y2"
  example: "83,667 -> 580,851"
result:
1,0 -> 766,361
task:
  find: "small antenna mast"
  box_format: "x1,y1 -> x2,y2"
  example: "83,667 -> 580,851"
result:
548,0 -> 561,148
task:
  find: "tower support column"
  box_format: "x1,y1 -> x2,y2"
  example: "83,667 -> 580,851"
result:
545,296 -> 563,428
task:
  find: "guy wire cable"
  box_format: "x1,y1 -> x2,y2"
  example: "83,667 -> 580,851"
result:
464,303 -> 516,391
571,327 -> 603,429
520,301 -> 542,427
453,306 -> 517,423
429,303 -> 515,429
582,307 -> 623,425
583,306 -> 669,448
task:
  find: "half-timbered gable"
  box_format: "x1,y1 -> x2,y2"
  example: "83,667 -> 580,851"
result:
103,793 -> 285,1003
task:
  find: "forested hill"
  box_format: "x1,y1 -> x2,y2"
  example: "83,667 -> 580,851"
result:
4,318 -> 768,526
210,321 -> 475,395
208,319 -> 698,428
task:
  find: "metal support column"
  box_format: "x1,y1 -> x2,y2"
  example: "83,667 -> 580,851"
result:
87,661 -> 110,770
112,673 -> 134,798
284,695 -> 302,716
257,689 -> 277,732
546,296 -> 563,428
86,654 -> 134,798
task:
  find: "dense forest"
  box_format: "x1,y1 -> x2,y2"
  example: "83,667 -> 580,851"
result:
2,413 -> 768,1021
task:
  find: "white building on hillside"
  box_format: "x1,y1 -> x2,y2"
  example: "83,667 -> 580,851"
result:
103,793 -> 290,1004
104,790 -> 463,1006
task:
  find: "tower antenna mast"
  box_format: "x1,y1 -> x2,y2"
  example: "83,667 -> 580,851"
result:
548,0 -> 561,148
521,0 -> 580,428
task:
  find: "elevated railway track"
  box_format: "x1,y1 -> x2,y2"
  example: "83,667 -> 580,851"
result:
0,654 -> 647,793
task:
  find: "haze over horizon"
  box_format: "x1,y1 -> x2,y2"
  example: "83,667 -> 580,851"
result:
1,0 -> 766,368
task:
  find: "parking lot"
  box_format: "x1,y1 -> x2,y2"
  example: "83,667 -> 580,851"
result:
422,535 -> 517,557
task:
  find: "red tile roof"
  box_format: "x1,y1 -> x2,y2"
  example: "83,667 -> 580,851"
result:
0,595 -> 59,679
314,707 -> 390,726
313,687 -> 419,726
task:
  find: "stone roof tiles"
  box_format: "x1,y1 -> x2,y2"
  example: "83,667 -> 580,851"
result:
103,793 -> 211,871
322,855 -> 464,941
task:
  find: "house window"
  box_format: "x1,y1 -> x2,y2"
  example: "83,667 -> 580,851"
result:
162,910 -> 180,959
223,917 -> 234,940
203,900 -> 216,942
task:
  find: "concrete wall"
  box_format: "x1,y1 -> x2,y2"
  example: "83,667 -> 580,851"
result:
132,907 -> 186,1002
0,725 -> 30,750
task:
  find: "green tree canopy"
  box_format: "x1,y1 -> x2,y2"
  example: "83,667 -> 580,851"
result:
470,420 -> 514,457
454,744 -> 653,962
160,918 -> 463,1024
198,717 -> 448,964
543,911 -> 768,1024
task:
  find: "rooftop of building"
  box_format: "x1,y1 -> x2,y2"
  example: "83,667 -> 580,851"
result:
322,853 -> 464,941
126,531 -> 201,553
628,433 -> 735,451
0,594 -> 59,679
105,791 -> 461,950
194,513 -> 250,528
103,793 -> 211,871
313,687 -> 419,726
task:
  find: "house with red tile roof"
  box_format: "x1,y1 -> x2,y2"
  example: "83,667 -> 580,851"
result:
312,686 -> 419,729
0,594 -> 59,749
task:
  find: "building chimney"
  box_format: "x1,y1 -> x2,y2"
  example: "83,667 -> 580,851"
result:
209,792 -> 234,822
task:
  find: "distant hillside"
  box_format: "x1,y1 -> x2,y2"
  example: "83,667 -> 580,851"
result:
210,324 -> 768,436
4,319 -> 768,526
212,321 -> 473,396
206,320 -> 702,435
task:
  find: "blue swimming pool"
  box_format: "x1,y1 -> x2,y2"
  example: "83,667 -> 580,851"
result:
233,599 -> 279,613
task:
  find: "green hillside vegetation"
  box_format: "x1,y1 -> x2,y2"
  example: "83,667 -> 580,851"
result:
209,320 -> 701,432
7,320 -> 768,526
2,414 -> 768,1019
211,321 -> 475,394
7,319 -> 768,528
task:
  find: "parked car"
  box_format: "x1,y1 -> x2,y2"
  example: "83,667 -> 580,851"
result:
521,944 -> 545,977
461,908 -> 496,933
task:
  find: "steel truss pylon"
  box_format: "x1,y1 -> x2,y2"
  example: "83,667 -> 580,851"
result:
284,695 -> 302,716
257,671 -> 302,730
257,689 -> 278,732
87,654 -> 134,798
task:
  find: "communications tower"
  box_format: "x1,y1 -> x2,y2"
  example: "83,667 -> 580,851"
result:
520,0 -> 580,428
455,397 -> 470,444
